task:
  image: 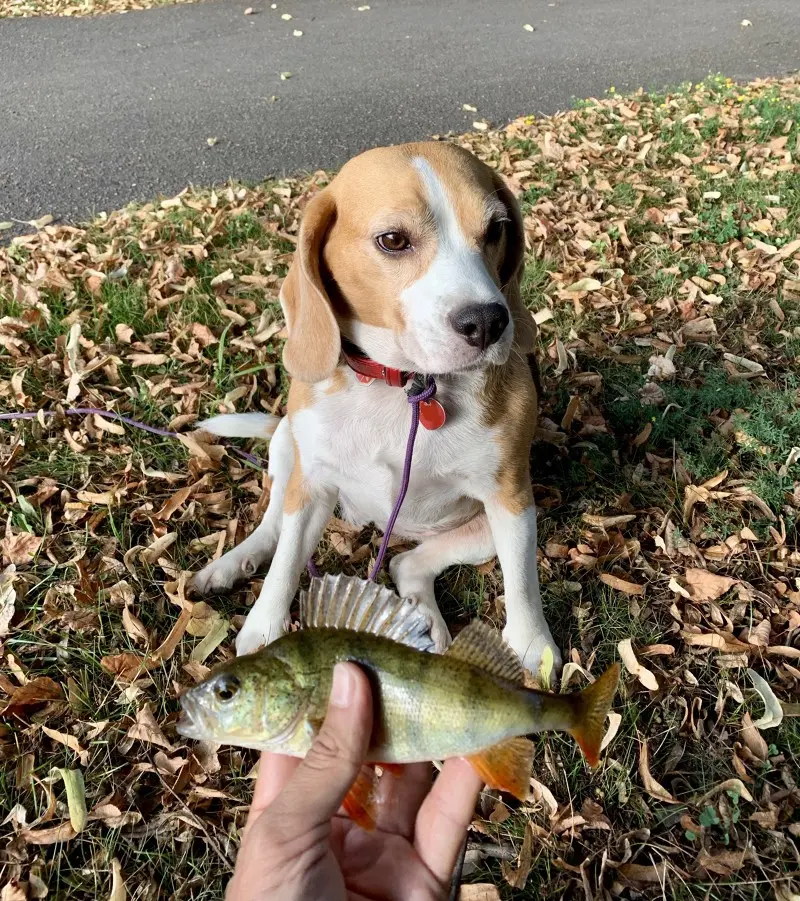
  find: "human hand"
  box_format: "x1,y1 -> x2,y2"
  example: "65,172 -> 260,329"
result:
226,662 -> 483,901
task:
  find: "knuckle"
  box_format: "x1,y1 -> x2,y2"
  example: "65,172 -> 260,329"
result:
306,724 -> 359,770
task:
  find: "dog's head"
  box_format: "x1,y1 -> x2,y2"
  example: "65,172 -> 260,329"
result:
279,142 -> 534,383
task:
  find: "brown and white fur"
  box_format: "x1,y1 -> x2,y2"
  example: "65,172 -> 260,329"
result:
194,142 -> 561,674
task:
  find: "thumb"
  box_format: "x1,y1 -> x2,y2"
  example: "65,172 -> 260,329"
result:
274,662 -> 373,832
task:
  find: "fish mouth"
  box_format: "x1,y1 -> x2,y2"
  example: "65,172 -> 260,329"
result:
176,694 -> 210,740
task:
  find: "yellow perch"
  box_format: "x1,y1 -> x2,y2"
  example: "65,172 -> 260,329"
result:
178,575 -> 619,828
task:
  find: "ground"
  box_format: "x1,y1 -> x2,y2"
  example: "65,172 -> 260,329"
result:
1,74 -> 800,900
0,0 -> 191,18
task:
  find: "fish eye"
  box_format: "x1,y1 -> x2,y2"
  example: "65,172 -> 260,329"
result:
214,674 -> 240,703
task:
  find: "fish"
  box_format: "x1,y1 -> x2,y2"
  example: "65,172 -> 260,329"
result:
177,574 -> 620,829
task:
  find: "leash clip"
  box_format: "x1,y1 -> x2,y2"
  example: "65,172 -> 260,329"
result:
407,374 -> 446,431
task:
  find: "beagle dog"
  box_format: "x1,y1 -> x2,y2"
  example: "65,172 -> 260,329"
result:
194,141 -> 560,674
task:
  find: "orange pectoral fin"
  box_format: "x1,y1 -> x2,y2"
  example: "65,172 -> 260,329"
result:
466,737 -> 535,801
376,762 -> 404,778
342,765 -> 380,831
568,663 -> 621,767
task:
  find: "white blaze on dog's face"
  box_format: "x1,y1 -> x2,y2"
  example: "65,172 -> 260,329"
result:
279,142 -> 534,383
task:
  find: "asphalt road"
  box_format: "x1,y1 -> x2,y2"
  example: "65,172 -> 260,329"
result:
1,0 -> 798,228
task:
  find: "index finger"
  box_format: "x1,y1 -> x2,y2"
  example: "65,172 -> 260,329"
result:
413,758 -> 482,884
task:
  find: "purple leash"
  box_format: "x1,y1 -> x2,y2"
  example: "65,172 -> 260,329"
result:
0,387 -> 438,581
368,376 -> 436,580
308,375 -> 437,582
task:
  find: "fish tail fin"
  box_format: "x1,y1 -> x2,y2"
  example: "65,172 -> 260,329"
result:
342,765 -> 379,831
466,736 -> 534,801
567,663 -> 620,767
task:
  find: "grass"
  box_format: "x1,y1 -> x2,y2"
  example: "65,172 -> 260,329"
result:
1,74 -> 800,899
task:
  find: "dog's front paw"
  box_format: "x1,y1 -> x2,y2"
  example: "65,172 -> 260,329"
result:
235,614 -> 287,656
502,623 -> 563,678
193,552 -> 259,596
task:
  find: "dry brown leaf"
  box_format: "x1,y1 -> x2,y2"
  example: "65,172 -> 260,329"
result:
638,736 -> 678,803
696,849 -> 748,877
696,778 -> 753,807
1,526 -> 42,566
526,777 -> 559,817
151,606 -> 192,662
581,513 -> 636,528
0,565 -> 17,637
21,822 -> 77,845
618,638 -> 659,690
190,616 -> 229,663
1,881 -> 27,901
89,804 -> 142,829
127,704 -> 174,751
460,888 -> 500,901
740,712 -> 768,761
115,323 -> 134,343
155,485 -> 193,521
128,353 -> 169,367
633,421 -> 652,447
619,861 -> 667,884
683,632 -> 750,653
100,652 -> 153,683
2,676 -> 62,713
42,726 -> 88,765
641,644 -> 676,657
108,859 -> 127,901
122,606 -> 150,645
684,567 -> 737,601
600,573 -> 644,595
601,711 -> 623,751
140,532 -> 178,565
682,317 -> 718,342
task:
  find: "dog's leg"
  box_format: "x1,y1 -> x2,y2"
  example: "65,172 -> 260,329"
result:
193,417 -> 292,595
389,514 -> 496,653
483,498 -> 561,675
235,451 -> 337,656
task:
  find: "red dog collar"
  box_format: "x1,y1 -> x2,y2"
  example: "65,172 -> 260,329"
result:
342,346 -> 413,388
341,343 -> 446,430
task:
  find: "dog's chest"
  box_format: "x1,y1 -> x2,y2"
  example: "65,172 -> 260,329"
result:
291,377 -> 499,534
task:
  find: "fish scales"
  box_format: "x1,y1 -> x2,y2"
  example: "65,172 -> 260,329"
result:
278,628 -> 555,763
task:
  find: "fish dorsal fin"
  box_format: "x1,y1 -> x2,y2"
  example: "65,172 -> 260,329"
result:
300,574 -> 436,653
445,621 -> 524,685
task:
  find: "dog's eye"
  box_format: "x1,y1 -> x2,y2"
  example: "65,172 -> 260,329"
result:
485,218 -> 506,245
214,674 -> 240,703
376,232 -> 411,253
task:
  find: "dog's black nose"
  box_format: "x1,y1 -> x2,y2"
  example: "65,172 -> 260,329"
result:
449,303 -> 509,350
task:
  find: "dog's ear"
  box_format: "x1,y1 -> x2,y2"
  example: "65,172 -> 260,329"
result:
491,172 -> 536,354
280,190 -> 341,383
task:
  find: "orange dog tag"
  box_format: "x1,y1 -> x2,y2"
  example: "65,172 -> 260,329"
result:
419,399 -> 446,430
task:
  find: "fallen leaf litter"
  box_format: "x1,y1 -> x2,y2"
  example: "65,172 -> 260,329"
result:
1,74 -> 800,898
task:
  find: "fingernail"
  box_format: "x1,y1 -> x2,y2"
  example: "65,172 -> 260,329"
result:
330,663 -> 355,708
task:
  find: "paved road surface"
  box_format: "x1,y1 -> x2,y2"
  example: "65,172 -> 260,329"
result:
1,0 -> 798,228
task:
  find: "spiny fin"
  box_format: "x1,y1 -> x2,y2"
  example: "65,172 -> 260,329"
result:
300,575 -> 435,653
342,764 -> 379,830
445,621 -> 524,685
466,737 -> 534,801
568,663 -> 621,767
